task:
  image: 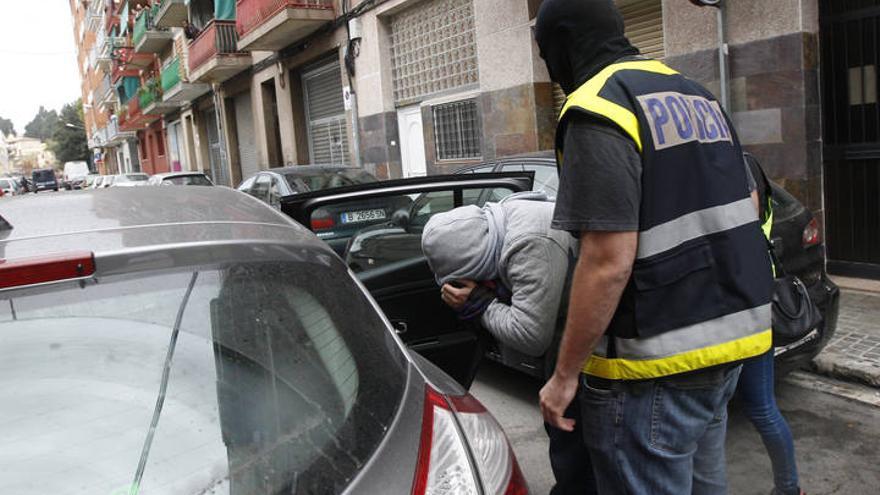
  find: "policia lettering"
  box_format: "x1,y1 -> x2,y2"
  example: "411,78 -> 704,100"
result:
637,92 -> 732,150
556,59 -> 774,380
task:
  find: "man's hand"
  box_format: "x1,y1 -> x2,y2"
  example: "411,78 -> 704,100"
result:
441,280 -> 477,309
540,372 -> 579,431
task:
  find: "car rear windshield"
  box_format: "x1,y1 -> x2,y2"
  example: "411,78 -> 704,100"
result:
32,170 -> 54,181
165,175 -> 212,186
770,183 -> 805,222
285,170 -> 377,192
123,173 -> 150,182
0,261 -> 407,495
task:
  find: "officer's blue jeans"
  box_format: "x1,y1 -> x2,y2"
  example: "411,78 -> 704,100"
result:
579,365 -> 741,495
737,350 -> 800,495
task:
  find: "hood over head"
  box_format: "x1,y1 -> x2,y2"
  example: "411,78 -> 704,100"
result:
535,0 -> 640,94
422,205 -> 497,285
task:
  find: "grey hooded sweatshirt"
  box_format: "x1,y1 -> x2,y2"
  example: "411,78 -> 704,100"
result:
422,195 -> 577,356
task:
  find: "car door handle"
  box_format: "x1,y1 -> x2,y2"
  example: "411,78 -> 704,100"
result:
391,320 -> 408,334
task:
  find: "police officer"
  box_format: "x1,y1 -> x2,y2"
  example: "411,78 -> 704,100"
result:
535,1 -> 774,494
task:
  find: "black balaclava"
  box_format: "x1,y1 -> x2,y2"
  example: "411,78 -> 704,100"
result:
535,0 -> 640,95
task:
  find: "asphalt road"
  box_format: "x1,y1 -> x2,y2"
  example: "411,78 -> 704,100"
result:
471,361 -> 880,495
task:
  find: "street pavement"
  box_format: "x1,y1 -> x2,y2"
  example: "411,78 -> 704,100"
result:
813,289 -> 880,387
472,361 -> 880,495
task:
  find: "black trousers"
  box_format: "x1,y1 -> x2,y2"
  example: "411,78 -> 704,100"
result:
545,394 -> 598,495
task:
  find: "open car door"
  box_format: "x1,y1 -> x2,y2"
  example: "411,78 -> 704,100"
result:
282,172 -> 534,388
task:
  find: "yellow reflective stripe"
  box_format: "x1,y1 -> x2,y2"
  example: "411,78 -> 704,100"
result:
582,329 -> 772,380
762,200 -> 773,239
560,60 -> 679,154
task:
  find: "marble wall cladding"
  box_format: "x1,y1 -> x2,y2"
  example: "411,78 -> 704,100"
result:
666,31 -> 823,214
359,111 -> 402,180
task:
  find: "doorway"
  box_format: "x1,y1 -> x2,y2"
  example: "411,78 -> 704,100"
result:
820,1 -> 880,276
396,105 -> 427,177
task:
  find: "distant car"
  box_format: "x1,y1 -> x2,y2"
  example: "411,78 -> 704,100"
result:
0,187 -> 529,495
108,173 -> 150,187
0,178 -> 21,196
31,168 -> 59,192
147,172 -> 213,186
238,166 -> 410,253
62,161 -> 91,190
84,174 -> 101,189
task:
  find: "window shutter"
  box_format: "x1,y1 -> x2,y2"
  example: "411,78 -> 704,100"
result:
303,60 -> 349,166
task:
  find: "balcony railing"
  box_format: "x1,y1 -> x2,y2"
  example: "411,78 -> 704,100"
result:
236,0 -> 334,39
132,10 -> 149,47
161,56 -> 182,92
188,20 -> 244,74
139,79 -> 161,109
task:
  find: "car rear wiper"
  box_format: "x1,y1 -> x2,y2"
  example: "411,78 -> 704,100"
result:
129,272 -> 200,494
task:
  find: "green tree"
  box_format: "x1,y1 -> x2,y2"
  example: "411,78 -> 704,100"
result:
0,116 -> 14,137
24,106 -> 59,141
49,100 -> 89,165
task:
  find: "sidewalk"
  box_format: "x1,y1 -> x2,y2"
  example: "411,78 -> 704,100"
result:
813,288 -> 880,388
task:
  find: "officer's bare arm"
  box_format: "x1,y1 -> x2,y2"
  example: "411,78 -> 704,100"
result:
540,229 -> 637,430
553,230 -> 638,382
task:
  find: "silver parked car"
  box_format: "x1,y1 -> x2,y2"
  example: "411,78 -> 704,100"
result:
0,187 -> 528,495
109,172 -> 151,187
147,171 -> 214,186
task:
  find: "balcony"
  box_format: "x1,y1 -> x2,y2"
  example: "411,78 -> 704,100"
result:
120,44 -> 156,70
236,0 -> 335,52
140,77 -> 177,115
111,52 -> 141,83
161,56 -> 211,105
154,0 -> 188,29
188,20 -> 252,84
86,0 -> 104,32
133,6 -> 174,54
107,117 -> 137,145
122,94 -> 161,131
89,126 -> 110,149
96,75 -> 116,106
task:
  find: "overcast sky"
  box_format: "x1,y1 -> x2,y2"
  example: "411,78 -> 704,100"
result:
0,1 -> 82,134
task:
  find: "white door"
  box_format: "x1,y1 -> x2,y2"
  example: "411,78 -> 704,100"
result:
397,105 -> 427,177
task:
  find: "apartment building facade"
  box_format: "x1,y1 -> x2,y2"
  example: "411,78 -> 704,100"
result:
69,0 -> 879,276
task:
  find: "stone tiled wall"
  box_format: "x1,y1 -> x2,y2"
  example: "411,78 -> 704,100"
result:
665,32 -> 823,219
358,112 -> 401,180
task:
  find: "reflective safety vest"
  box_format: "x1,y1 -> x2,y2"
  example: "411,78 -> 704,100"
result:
557,59 -> 774,380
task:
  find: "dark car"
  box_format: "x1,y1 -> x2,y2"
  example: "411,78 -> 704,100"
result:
318,153 -> 839,378
0,187 -> 529,495
239,166 -> 411,254
31,168 -> 59,192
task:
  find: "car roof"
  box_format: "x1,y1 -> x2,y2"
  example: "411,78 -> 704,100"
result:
264,165 -> 371,176
151,172 -> 207,179
0,187 -> 322,260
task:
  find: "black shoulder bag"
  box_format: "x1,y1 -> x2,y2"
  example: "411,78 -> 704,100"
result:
745,153 -> 823,346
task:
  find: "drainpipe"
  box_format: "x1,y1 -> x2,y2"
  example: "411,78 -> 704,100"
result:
716,4 -> 730,111
211,83 -> 230,186
343,0 -> 362,168
690,0 -> 729,110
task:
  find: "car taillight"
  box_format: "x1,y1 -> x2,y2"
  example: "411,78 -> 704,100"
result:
802,217 -> 820,247
412,386 -> 528,495
310,213 -> 335,230
0,252 -> 95,289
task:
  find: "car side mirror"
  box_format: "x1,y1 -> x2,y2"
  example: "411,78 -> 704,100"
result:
392,208 -> 411,227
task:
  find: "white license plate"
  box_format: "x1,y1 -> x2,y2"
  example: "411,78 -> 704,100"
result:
341,209 -> 386,224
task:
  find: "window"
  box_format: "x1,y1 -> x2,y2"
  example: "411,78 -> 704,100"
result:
0,262 -> 406,495
390,0 -> 478,105
500,163 -> 559,198
432,100 -> 482,161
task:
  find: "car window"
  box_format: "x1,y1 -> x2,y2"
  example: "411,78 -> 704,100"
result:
308,186 -> 522,274
268,177 -> 283,208
0,262 -> 406,495
238,176 -> 256,193
165,175 -> 213,186
523,164 -> 559,197
285,170 -> 377,192
251,174 -> 271,202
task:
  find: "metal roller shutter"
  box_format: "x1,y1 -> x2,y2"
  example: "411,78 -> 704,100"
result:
552,0 -> 665,115
234,91 -> 260,181
303,60 -> 350,166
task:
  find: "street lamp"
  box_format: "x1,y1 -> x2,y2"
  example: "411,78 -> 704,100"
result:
65,123 -> 85,130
